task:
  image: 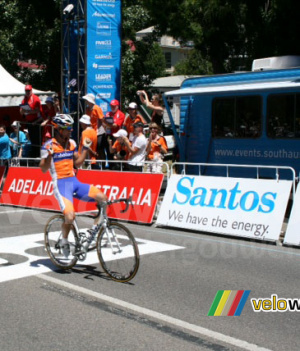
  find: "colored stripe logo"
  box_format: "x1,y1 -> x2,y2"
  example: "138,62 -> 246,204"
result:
208,290 -> 251,316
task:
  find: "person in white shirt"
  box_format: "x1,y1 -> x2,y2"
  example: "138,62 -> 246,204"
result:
121,121 -> 146,172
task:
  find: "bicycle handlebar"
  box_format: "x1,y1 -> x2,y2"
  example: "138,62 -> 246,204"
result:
107,196 -> 134,213
80,196 -> 134,219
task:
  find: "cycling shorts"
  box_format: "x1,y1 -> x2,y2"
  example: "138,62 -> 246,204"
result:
54,176 -> 100,215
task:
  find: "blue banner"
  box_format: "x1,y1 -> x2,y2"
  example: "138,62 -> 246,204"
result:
87,0 -> 121,113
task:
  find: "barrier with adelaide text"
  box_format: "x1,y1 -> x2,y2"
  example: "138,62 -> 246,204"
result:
0,167 -> 164,223
156,175 -> 292,241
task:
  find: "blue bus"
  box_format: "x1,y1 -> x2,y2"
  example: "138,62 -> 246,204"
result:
163,57 -> 300,179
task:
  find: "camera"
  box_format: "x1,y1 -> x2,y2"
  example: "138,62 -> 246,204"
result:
63,4 -> 74,15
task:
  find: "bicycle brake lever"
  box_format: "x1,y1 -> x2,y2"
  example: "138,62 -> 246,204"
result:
128,196 -> 134,208
120,199 -> 129,213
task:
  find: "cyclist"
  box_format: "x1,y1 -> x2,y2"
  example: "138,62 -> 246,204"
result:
39,114 -> 107,257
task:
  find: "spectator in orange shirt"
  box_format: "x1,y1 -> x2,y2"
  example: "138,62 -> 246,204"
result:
82,93 -> 105,162
123,102 -> 146,142
146,122 -> 167,173
108,129 -> 129,158
78,114 -> 98,169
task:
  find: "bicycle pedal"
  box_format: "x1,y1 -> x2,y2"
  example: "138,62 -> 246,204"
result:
78,252 -> 87,261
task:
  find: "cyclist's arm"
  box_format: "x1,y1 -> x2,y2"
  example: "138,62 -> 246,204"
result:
73,148 -> 89,168
39,144 -> 53,173
39,153 -> 52,173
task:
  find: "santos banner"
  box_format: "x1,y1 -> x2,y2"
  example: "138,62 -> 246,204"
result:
0,167 -> 163,224
87,0 -> 121,113
157,175 -> 292,241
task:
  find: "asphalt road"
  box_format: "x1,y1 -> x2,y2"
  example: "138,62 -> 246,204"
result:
0,205 -> 299,351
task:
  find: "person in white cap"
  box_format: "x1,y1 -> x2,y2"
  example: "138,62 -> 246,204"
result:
9,121 -> 27,158
78,114 -> 98,169
108,129 -> 129,169
82,93 -> 106,163
123,102 -> 145,141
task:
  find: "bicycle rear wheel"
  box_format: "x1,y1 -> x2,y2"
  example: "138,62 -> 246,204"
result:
44,215 -> 79,269
97,222 -> 139,282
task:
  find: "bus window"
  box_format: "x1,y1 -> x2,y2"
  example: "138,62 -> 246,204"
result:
267,93 -> 300,138
212,96 -> 262,138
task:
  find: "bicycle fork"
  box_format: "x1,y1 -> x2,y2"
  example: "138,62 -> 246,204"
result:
102,219 -> 122,254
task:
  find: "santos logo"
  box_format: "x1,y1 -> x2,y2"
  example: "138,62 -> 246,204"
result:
172,176 -> 276,213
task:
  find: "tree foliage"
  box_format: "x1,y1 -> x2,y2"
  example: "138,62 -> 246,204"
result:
174,50 -> 213,76
121,1 -> 166,104
142,0 -> 300,73
0,0 -> 61,90
1,0 -> 300,95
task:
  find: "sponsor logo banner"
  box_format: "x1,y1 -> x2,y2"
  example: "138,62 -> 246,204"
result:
157,175 -> 292,241
87,0 -> 121,113
0,167 -> 163,223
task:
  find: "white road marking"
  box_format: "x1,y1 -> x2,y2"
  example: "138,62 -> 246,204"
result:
38,274 -> 272,351
0,232 -> 184,283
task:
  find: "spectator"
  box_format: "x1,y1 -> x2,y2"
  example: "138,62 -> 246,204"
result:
122,122 -> 147,172
41,96 -> 60,142
137,90 -> 164,129
44,132 -> 52,143
82,93 -> 106,164
104,99 -> 125,139
102,99 -> 125,167
123,102 -> 146,141
146,122 -> 168,173
0,125 -> 12,176
78,114 -> 98,169
22,129 -> 32,158
20,84 -> 44,157
9,121 -> 27,158
108,129 -> 129,170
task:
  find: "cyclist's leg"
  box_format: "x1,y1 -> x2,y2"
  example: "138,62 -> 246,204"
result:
56,178 -> 76,255
74,178 -> 107,226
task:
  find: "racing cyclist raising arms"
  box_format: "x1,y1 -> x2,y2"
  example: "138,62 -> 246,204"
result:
39,114 -> 107,257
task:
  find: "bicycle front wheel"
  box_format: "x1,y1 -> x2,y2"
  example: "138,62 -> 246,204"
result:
97,222 -> 140,282
44,215 -> 79,269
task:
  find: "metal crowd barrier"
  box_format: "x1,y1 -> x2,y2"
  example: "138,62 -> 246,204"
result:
7,157 -> 171,178
171,162 -> 296,199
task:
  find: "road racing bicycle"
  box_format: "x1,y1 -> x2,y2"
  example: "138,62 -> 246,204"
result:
44,197 -> 139,282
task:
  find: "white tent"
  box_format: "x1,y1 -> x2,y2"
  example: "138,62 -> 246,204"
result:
0,64 -> 53,106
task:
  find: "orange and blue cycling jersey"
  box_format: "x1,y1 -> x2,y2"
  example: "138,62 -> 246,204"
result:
41,138 -> 100,214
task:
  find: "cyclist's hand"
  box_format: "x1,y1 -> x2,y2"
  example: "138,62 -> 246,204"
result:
83,137 -> 92,148
46,144 -> 54,155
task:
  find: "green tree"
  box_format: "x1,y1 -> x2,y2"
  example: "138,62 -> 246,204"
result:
174,50 -> 213,75
142,0 -> 300,73
0,0 -> 61,90
121,1 -> 166,105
